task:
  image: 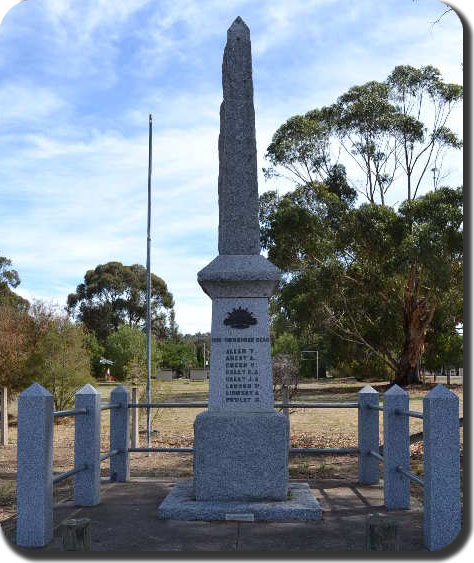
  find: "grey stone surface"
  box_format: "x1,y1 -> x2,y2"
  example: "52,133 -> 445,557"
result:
423,384 -> 461,551
198,255 -> 281,298
193,410 -> 289,501
358,385 -> 380,485
190,18 -> 288,511
218,17 -> 259,255
158,480 -> 321,521
208,297 -> 274,410
74,384 -> 101,506
383,385 -> 409,510
16,383 -> 54,547
1,386 -> 8,446
110,385 -> 129,482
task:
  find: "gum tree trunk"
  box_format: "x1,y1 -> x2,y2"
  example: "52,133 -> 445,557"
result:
395,269 -> 436,386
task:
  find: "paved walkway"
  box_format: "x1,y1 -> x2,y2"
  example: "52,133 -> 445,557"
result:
9,478 -> 425,553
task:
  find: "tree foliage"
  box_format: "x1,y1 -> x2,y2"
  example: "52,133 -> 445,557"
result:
265,65 -> 462,204
104,325 -> 162,382
67,262 -> 175,342
262,64 -> 462,386
0,256 -> 29,312
24,312 -> 94,410
159,338 -> 198,375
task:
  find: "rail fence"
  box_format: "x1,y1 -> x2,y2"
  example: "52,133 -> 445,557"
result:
15,382 -> 460,551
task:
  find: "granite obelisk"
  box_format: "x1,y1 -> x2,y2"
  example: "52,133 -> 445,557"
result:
193,17 -> 289,502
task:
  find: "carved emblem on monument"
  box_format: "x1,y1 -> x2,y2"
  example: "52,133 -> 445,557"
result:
223,307 -> 258,329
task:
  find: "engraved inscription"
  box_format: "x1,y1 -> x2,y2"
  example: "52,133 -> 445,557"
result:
221,342 -> 266,404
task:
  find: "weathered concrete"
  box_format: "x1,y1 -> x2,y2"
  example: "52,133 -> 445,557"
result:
383,385 -> 410,510
0,386 -> 8,446
110,386 -> 129,482
423,385 -> 461,551
366,513 -> 399,551
61,518 -> 91,551
74,384 -> 101,506
16,383 -> 54,548
358,386 -> 380,485
6,478 -> 425,552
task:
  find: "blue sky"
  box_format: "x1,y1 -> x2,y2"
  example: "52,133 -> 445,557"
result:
0,0 -> 464,334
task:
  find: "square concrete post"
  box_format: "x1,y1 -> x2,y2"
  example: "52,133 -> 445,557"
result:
1,386 -> 8,446
110,385 -> 129,482
358,385 -> 380,484
131,386 -> 139,448
74,384 -> 101,506
16,383 -> 54,547
383,384 -> 410,509
423,385 -> 461,551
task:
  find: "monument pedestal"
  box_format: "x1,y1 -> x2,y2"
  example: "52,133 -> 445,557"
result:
193,410 -> 289,502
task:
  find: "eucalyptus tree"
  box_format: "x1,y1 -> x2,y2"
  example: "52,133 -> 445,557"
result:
261,64 -> 462,385
265,65 -> 462,205
260,183 -> 462,385
67,261 -> 175,343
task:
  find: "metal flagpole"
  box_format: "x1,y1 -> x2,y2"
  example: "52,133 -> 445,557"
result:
146,114 -> 152,454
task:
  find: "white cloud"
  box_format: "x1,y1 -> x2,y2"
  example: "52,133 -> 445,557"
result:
0,83 -> 67,124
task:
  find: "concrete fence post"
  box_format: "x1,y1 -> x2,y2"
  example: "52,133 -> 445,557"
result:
358,385 -> 380,485
16,383 -> 54,547
423,384 -> 461,551
74,384 -> 101,506
1,386 -> 8,446
110,385 -> 129,482
383,384 -> 410,509
131,386 -> 139,448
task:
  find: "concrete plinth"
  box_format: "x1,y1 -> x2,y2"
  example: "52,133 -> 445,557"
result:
158,481 -> 321,521
193,410 -> 289,502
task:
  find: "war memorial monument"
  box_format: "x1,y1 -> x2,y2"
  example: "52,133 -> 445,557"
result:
158,17 -> 321,520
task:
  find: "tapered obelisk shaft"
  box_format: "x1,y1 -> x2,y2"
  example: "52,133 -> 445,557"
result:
193,17 -> 289,505
218,17 -> 259,255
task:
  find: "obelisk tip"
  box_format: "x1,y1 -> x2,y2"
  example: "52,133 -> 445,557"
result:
227,16 -> 250,40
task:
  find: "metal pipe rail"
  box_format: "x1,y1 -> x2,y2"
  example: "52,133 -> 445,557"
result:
52,464 -> 87,485
128,402 -> 207,409
290,447 -> 359,455
53,408 -> 87,418
368,404 -> 424,419
395,408 -> 423,419
129,447 -> 194,453
99,449 -> 120,462
276,402 -> 359,409
128,447 -> 359,455
127,402 -> 359,409
367,405 -> 384,412
368,450 -> 384,462
101,403 -> 121,410
396,465 -> 424,487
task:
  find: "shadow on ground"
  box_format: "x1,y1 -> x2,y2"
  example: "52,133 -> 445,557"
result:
3,477 -> 424,553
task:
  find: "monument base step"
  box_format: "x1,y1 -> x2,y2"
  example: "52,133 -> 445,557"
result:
157,480 -> 322,521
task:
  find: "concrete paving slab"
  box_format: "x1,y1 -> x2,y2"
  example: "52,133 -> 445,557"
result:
5,477 -> 425,553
